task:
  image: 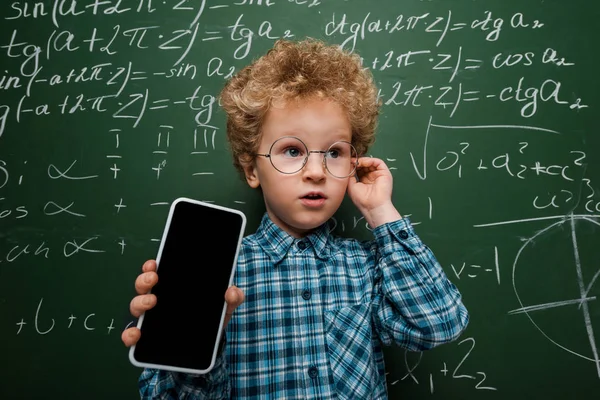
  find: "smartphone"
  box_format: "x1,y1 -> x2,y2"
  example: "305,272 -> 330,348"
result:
129,197 -> 246,374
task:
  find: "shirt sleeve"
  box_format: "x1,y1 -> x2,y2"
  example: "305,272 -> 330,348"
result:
370,217 -> 469,351
138,342 -> 230,400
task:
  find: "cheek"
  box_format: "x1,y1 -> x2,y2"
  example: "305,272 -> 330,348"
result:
330,180 -> 350,200
260,174 -> 294,197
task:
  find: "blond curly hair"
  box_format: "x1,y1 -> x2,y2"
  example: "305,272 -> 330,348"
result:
219,37 -> 381,177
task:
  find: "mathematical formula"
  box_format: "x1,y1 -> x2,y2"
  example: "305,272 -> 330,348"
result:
0,1 -> 598,393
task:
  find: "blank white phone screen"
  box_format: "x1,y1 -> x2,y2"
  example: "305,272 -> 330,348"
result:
132,200 -> 245,372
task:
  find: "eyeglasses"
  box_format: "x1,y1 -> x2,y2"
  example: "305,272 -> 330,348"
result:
255,136 -> 359,178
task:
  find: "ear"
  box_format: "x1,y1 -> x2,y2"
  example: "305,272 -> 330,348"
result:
242,161 -> 261,189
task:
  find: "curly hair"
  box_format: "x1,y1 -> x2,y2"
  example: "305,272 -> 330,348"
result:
219,37 -> 381,177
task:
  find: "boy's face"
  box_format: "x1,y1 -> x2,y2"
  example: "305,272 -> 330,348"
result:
243,97 -> 352,238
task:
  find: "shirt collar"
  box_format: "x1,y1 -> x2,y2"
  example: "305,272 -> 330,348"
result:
255,213 -> 332,265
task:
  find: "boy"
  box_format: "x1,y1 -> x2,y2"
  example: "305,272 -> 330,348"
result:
122,38 -> 469,399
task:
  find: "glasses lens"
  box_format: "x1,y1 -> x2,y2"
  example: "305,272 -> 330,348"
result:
269,137 -> 308,174
324,141 -> 358,178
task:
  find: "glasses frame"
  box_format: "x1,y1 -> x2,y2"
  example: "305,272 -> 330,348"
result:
255,136 -> 359,178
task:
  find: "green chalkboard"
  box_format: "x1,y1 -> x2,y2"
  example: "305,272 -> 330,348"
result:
1,1 -> 599,399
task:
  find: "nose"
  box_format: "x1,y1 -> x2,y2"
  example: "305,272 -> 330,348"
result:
302,152 -> 326,181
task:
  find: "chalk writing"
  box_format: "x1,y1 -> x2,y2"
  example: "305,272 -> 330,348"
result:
15,298 -> 116,335
0,2 -> 597,398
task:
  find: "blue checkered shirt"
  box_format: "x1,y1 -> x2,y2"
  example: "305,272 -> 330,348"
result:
139,213 -> 469,399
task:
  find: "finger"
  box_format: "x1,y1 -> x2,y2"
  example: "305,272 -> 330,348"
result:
129,294 -> 157,318
356,158 -> 390,179
355,156 -> 382,169
347,172 -> 359,190
225,286 -> 245,312
223,286 -> 245,327
355,166 -> 379,183
121,327 -> 141,347
135,271 -> 158,294
142,259 -> 157,273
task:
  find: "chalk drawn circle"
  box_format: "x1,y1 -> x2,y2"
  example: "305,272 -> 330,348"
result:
512,215 -> 600,363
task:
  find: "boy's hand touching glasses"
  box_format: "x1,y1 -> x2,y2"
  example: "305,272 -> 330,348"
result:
347,157 -> 402,229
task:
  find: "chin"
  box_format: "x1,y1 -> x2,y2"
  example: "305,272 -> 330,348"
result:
290,213 -> 333,231
267,205 -> 337,236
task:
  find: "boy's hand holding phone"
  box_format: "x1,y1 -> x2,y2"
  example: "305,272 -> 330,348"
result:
123,198 -> 246,374
121,259 -> 245,348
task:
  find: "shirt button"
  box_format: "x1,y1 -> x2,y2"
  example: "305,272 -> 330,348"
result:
297,241 -> 306,250
301,289 -> 312,300
308,366 -> 319,379
399,230 -> 409,240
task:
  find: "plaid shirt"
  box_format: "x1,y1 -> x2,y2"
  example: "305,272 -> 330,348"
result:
139,213 -> 469,399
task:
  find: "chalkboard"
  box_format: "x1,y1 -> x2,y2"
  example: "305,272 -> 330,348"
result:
1,1 -> 599,399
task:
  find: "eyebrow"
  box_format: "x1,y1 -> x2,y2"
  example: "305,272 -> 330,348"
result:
280,129 -> 351,142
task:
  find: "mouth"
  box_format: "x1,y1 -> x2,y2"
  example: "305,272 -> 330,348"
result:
301,192 -> 327,200
300,192 -> 327,207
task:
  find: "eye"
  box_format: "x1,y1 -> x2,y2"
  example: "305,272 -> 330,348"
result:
326,149 -> 340,159
283,146 -> 304,158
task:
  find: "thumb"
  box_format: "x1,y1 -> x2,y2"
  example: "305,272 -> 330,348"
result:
223,286 -> 244,327
346,173 -> 359,194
